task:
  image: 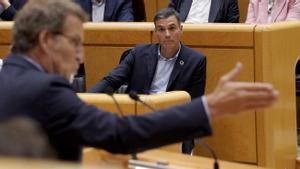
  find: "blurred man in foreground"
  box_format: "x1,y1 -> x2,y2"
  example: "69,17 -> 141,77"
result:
0,0 -> 278,162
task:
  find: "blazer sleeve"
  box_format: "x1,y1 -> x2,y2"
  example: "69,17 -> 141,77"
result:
44,76 -> 212,154
188,56 -> 206,99
88,49 -> 135,93
0,5 -> 17,20
226,0 -> 240,23
286,0 -> 300,21
117,0 -> 134,21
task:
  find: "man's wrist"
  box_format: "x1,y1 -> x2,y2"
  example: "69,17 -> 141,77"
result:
201,96 -> 212,123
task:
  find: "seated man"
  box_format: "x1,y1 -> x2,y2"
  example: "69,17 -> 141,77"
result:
168,0 -> 239,23
73,0 -> 133,22
89,8 -> 206,154
0,0 -> 27,20
89,8 -> 206,100
0,0 -> 278,162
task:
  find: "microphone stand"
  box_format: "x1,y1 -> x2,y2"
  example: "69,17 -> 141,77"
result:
105,88 -> 136,159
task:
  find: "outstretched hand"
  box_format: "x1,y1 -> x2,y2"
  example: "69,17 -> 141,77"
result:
206,62 -> 279,118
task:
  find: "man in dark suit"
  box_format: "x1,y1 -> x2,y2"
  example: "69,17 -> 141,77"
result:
73,0 -> 133,22
0,0 -> 278,162
89,8 -> 205,99
89,8 -> 206,155
168,0 -> 239,23
0,0 -> 27,20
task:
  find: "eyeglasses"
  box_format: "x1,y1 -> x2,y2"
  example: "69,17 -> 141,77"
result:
54,32 -> 83,49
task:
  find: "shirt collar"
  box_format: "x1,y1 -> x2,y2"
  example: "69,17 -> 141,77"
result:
23,56 -> 45,72
91,0 -> 105,6
158,44 -> 181,61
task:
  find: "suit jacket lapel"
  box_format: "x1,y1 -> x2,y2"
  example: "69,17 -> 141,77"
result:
167,47 -> 185,90
179,0 -> 193,21
146,45 -> 159,89
104,0 -> 114,21
209,0 -> 222,22
79,0 -> 92,21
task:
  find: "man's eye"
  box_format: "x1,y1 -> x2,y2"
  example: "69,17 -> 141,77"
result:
169,26 -> 177,31
157,28 -> 165,32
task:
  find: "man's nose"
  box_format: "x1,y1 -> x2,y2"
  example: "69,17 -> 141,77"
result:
76,47 -> 84,64
165,29 -> 171,37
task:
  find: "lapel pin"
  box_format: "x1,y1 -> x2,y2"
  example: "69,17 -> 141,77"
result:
179,60 -> 184,66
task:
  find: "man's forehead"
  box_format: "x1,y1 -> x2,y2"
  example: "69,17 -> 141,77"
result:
155,16 -> 179,27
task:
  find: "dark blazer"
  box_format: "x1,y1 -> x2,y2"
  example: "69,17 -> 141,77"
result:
168,0 -> 239,23
0,0 -> 27,21
74,0 -> 134,21
0,54 -> 211,161
89,44 -> 206,99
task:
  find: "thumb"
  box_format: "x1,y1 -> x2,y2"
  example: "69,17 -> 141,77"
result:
221,62 -> 243,82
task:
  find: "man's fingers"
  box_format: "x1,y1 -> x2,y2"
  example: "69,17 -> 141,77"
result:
228,82 -> 276,92
220,62 -> 243,83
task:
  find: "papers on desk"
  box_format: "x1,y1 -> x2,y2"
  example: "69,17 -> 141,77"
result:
128,159 -> 186,169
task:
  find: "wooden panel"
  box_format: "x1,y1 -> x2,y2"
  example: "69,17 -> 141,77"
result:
152,23 -> 255,47
144,0 -> 157,22
84,22 -> 153,45
0,45 -> 10,58
192,48 -> 257,163
0,22 -> 13,44
254,22 -> 300,169
0,22 -> 12,58
84,46 -> 130,89
239,0 -> 250,23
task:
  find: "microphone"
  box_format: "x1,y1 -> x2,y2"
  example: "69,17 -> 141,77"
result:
128,91 -> 156,112
129,91 -> 219,169
105,87 -> 137,160
105,87 -> 124,117
197,139 -> 219,169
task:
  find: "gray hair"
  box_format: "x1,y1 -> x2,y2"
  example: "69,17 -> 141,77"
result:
12,0 -> 87,53
153,8 -> 181,26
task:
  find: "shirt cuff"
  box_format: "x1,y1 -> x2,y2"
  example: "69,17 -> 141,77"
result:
201,96 -> 211,124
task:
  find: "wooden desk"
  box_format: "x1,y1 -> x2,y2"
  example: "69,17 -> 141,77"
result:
78,91 -> 191,153
83,148 -> 268,169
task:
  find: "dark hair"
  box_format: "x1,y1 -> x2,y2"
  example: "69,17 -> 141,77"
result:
12,0 -> 87,53
153,8 -> 181,25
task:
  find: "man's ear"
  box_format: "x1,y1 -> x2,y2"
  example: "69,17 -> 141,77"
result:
38,30 -> 53,53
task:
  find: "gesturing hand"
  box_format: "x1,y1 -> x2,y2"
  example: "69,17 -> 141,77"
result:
206,62 -> 279,118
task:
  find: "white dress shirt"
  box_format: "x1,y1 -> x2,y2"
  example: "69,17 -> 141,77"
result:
92,0 -> 106,22
149,45 -> 181,94
185,0 -> 212,23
